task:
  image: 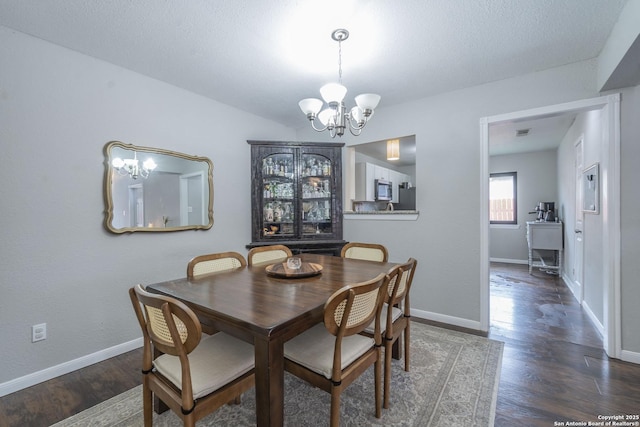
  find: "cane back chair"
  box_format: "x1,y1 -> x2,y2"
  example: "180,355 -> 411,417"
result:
283,273 -> 389,427
129,284 -> 255,427
186,251 -> 246,278
363,257 -> 417,408
247,244 -> 293,267
340,242 -> 389,262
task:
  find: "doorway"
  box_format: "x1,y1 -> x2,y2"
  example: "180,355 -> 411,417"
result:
479,94 -> 621,358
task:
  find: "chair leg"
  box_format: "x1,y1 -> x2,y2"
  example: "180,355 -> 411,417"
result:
375,347 -> 382,417
142,382 -> 153,427
404,321 -> 411,372
383,341 -> 392,409
330,386 -> 341,427
184,413 -> 196,427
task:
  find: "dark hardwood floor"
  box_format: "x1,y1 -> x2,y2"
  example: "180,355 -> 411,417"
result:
0,349 -> 142,427
1,262 -> 638,426
489,262 -> 640,426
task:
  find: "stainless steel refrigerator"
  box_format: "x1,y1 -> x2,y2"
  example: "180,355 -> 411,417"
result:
396,187 -> 416,210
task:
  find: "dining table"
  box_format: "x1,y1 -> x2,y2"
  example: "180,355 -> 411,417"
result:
145,252 -> 398,427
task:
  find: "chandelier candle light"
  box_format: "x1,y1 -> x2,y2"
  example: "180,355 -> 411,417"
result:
299,29 -> 380,138
111,152 -> 157,179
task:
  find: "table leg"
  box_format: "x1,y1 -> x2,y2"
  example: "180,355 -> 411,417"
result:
254,336 -> 284,426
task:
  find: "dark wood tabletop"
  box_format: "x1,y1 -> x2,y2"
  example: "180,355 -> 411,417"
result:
146,253 -> 398,427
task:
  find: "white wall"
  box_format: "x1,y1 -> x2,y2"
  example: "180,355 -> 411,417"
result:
489,150 -> 558,263
618,84 -> 640,354
0,26 -> 295,387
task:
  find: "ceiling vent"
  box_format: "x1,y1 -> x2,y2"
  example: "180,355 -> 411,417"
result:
516,128 -> 531,137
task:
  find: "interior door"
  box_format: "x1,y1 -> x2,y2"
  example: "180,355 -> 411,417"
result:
573,137 -> 584,302
180,172 -> 206,226
128,184 -> 144,227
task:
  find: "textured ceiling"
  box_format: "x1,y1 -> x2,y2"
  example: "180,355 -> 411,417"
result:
489,114 -> 578,156
0,0 -> 628,135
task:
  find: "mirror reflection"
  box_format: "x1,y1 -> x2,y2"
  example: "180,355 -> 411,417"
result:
104,141 -> 213,233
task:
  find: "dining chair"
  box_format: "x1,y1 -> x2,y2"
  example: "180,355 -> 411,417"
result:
128,284 -> 255,427
363,257 -> 418,409
247,244 -> 293,266
186,251 -> 247,278
340,242 -> 389,262
283,272 -> 389,427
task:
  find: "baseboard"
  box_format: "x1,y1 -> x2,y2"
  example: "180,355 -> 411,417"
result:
563,273 -> 604,338
562,273 -> 582,304
0,338 -> 143,398
621,349 -> 640,364
489,258 -> 528,265
581,301 -> 605,338
411,307 -> 484,333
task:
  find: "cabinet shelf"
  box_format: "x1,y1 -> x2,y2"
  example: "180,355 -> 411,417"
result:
264,175 -> 294,180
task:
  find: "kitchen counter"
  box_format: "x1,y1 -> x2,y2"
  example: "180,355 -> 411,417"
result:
344,210 -> 419,221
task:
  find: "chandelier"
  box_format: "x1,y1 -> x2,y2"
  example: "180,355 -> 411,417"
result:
111,152 -> 157,179
298,29 -> 380,138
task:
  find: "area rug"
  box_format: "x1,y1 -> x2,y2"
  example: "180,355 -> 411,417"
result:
52,323 -> 503,427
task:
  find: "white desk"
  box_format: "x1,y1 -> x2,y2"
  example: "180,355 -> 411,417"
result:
526,221 -> 563,275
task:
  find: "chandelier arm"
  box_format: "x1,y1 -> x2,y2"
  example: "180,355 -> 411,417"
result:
310,119 -> 329,133
348,125 -> 363,136
346,114 -> 366,131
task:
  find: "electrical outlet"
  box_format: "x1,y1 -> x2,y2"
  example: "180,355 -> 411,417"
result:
32,323 -> 46,342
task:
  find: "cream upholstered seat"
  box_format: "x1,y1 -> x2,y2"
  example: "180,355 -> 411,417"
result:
284,273 -> 388,427
129,284 -> 255,427
340,242 -> 389,262
186,251 -> 246,278
363,258 -> 417,409
247,245 -> 293,267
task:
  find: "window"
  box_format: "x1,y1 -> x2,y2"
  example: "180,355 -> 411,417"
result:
490,172 -> 517,224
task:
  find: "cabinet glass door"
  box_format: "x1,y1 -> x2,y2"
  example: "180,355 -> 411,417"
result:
300,153 -> 333,237
261,153 -> 295,238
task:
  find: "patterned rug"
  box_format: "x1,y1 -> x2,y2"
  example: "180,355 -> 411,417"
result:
52,323 -> 503,427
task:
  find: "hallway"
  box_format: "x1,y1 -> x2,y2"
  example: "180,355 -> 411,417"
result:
489,262 -> 639,426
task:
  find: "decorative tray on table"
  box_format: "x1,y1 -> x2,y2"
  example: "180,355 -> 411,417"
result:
265,262 -> 323,278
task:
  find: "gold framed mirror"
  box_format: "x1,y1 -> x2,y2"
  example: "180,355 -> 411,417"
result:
103,141 -> 213,233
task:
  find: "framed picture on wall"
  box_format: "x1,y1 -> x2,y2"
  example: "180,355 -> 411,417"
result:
582,162 -> 599,214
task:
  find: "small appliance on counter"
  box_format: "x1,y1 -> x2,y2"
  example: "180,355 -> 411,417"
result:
529,201 -> 556,222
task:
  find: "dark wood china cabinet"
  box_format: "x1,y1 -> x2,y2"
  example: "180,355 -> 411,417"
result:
247,140 -> 345,255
